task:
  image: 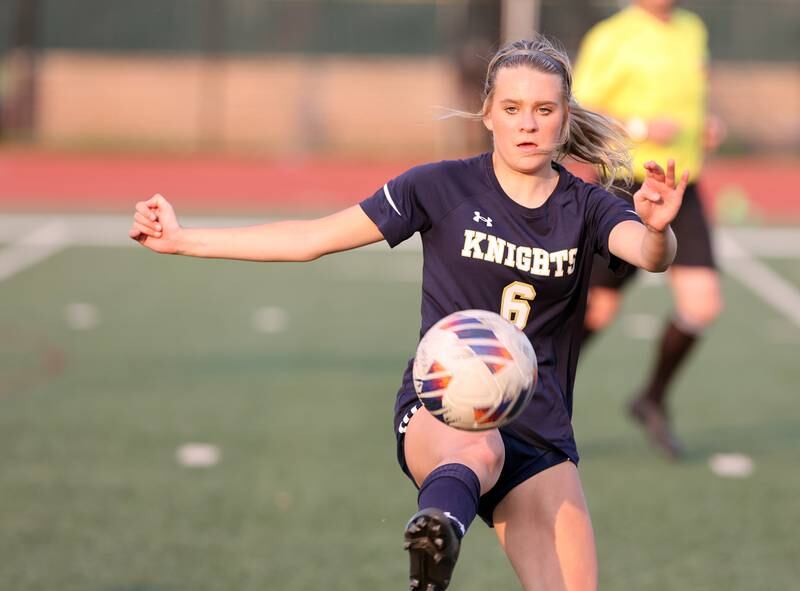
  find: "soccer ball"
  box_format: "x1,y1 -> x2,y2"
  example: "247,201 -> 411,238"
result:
412,309 -> 537,431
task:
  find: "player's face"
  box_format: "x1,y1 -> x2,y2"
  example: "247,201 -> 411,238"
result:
483,66 -> 567,175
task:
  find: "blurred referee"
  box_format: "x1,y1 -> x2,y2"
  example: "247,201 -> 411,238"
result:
573,0 -> 725,460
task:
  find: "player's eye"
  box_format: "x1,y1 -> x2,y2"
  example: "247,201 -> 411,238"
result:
538,107 -> 553,115
504,106 -> 518,114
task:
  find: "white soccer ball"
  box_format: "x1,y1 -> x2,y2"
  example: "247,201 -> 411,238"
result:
412,309 -> 537,431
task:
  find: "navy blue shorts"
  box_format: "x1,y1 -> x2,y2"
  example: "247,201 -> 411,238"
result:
395,402 -> 571,527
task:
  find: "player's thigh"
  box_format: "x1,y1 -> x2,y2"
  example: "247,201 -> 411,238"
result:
669,265 -> 723,327
404,407 -> 504,493
493,461 -> 597,591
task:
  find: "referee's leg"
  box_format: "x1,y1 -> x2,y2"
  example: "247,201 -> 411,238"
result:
630,182 -> 724,459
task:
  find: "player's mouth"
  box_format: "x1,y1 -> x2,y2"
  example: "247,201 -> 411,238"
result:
516,141 -> 539,153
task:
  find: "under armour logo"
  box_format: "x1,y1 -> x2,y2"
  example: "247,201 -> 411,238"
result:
473,211 -> 493,227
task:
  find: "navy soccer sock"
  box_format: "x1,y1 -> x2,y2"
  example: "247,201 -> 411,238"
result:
417,463 -> 481,539
641,318 -> 699,406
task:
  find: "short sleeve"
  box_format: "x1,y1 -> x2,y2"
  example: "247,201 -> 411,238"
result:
586,187 -> 643,272
359,166 -> 435,248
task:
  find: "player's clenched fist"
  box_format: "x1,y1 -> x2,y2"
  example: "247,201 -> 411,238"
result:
128,194 -> 181,254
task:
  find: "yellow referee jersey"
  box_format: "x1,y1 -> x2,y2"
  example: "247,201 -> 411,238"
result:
573,5 -> 708,182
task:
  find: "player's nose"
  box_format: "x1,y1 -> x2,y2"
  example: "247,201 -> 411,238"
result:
519,111 -> 538,132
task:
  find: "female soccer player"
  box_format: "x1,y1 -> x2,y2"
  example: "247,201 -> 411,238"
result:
130,37 -> 687,591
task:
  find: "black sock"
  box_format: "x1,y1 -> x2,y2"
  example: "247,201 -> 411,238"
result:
417,463 -> 480,539
641,318 -> 699,406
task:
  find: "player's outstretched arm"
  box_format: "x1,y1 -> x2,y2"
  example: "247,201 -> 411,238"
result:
608,159 -> 688,272
128,194 -> 384,261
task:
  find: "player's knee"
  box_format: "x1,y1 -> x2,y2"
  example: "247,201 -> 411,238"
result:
585,308 -> 614,331
585,289 -> 621,331
458,437 -> 505,491
678,291 -> 724,330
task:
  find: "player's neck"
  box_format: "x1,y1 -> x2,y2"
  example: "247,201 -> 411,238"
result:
635,4 -> 673,23
492,153 -> 560,209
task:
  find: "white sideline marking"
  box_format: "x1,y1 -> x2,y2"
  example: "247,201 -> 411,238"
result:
1,216 -> 800,328
0,220 -> 70,283
717,230 -> 800,328
1,215 -> 798,255
718,227 -> 800,258
0,214 -> 420,251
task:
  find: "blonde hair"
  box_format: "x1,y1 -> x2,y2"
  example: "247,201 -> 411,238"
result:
458,36 -> 632,188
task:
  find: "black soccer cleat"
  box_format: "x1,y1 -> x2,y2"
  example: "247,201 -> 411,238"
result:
628,396 -> 684,461
403,508 -> 461,591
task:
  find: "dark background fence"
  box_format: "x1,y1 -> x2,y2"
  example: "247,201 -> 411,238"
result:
0,0 -> 796,60
0,0 -> 796,153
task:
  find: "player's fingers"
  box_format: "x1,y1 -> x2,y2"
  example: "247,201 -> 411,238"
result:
131,221 -> 161,239
644,161 -> 666,183
134,211 -> 161,233
136,201 -> 158,221
145,193 -> 170,209
676,170 -> 690,195
666,159 -> 676,187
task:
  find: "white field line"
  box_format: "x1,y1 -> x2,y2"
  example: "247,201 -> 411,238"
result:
717,228 -> 800,258
0,215 -> 799,326
0,214 -> 798,256
717,229 -> 800,328
0,220 -> 70,283
0,214 -> 420,251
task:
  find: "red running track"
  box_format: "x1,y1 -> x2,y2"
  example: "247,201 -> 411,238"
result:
1,149 -> 798,220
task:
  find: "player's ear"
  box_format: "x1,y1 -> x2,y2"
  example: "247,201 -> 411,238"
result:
482,98 -> 494,132
558,99 -> 571,139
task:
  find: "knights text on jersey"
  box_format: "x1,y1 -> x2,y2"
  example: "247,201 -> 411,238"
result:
359,153 -> 642,461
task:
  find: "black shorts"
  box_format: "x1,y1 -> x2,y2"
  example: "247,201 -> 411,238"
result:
395,402 -> 570,528
589,182 -> 717,290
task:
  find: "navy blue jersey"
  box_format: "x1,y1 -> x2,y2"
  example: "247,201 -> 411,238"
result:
359,153 -> 641,462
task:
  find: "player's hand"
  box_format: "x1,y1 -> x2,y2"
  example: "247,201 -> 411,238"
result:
647,118 -> 681,145
633,160 -> 688,233
128,194 -> 182,254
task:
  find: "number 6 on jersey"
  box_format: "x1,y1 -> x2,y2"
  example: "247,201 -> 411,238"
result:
501,281 -> 537,329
